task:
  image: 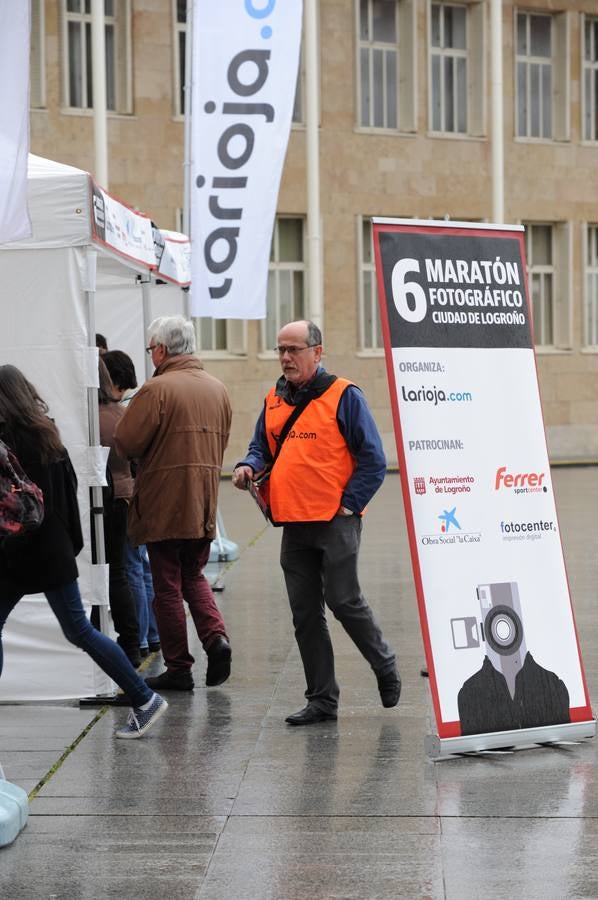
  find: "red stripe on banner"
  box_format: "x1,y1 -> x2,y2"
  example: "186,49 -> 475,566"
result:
373,222 -> 446,732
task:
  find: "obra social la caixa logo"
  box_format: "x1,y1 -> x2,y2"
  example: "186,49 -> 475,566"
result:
494,466 -> 548,495
420,506 -> 481,547
196,0 -> 279,301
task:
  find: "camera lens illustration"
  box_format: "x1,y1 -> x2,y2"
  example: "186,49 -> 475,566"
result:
483,604 -> 523,656
454,581 -> 570,735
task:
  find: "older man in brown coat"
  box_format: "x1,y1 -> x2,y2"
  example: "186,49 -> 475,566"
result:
115,316 -> 232,691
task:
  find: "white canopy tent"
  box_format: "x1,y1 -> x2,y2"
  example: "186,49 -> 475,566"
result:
0,155 -> 169,701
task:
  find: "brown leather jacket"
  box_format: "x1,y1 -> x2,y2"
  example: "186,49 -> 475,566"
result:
114,354 -> 231,546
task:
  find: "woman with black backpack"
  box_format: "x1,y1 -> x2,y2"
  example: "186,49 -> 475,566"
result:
0,365 -> 168,739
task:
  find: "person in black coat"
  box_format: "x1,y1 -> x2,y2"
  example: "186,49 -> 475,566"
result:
0,364 -> 167,739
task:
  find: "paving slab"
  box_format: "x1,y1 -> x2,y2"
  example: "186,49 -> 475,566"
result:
0,471 -> 597,899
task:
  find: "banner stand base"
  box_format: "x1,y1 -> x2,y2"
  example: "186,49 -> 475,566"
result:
425,718 -> 596,759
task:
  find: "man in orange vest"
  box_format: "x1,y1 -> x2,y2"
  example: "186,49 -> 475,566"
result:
233,320 -> 400,726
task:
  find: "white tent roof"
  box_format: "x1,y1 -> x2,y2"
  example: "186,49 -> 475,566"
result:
3,154 -> 91,250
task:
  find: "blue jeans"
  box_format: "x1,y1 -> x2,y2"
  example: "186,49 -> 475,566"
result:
125,541 -> 159,649
0,581 -> 152,708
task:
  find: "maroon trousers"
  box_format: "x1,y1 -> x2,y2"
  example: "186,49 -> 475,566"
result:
146,538 -> 227,673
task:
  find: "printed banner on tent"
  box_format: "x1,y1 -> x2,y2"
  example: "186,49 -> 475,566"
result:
373,218 -> 593,743
0,1 -> 31,244
91,184 -> 156,270
190,0 -> 302,319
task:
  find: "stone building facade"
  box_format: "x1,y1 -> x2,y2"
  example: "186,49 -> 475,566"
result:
28,1 -> 598,468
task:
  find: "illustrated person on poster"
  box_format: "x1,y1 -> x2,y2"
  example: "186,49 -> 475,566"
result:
455,582 -> 570,736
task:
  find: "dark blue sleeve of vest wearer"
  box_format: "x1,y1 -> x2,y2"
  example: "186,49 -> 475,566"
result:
236,406 -> 273,475
337,385 -> 386,514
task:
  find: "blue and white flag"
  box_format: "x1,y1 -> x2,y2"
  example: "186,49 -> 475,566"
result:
0,1 -> 31,244
190,0 -> 302,319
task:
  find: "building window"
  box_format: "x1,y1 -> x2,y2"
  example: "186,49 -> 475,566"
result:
173,0 -> 186,117
583,16 -> 598,141
586,226 -> 598,346
430,3 -> 467,133
261,218 -> 306,352
524,222 -> 571,350
525,224 -> 554,346
357,0 -> 416,132
516,12 -> 552,139
30,0 -> 46,108
359,218 -> 382,351
194,318 -> 246,355
515,10 -> 569,141
62,0 -> 132,113
292,43 -> 304,124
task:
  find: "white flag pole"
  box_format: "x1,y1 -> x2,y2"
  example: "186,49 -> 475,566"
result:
91,0 -> 108,188
490,0 -> 504,224
305,0 -> 322,328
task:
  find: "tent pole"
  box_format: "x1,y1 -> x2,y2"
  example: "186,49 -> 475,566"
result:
83,248 -> 111,643
141,275 -> 153,380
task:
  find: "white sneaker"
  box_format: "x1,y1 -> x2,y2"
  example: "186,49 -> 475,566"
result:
115,694 -> 168,740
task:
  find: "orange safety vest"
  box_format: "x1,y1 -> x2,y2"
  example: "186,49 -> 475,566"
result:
264,378 -> 355,524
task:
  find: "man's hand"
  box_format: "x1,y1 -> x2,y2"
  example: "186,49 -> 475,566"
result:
232,465 -> 254,490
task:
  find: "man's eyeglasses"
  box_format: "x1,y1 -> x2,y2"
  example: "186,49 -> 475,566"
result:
273,344 -> 319,357
145,343 -> 160,355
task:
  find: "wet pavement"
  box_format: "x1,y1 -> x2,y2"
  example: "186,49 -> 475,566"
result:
1,469 -> 598,899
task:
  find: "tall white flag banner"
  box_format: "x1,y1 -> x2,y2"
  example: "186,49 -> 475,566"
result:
0,1 -> 31,244
190,0 -> 302,319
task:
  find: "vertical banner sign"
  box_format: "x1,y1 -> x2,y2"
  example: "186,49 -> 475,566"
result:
373,219 -> 594,751
0,1 -> 31,244
190,0 -> 303,319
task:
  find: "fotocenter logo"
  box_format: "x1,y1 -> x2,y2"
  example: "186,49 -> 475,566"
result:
412,474 -> 475,497
500,518 -> 557,542
495,466 -> 548,495
420,506 -> 481,547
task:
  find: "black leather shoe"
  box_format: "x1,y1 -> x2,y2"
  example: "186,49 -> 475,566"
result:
285,705 -> 338,726
205,635 -> 232,686
148,641 -> 161,653
145,669 -> 194,691
377,668 -> 401,708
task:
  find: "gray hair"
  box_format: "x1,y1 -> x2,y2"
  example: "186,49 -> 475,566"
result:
147,316 -> 196,356
306,321 -> 322,347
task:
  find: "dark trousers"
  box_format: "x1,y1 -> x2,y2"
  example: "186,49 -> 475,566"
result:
102,497 -> 139,656
280,516 -> 395,714
147,538 -> 227,674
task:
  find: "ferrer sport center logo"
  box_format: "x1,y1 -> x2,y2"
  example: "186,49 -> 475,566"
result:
495,466 -> 548,495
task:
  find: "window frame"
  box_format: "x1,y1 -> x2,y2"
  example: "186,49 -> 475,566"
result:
584,224 -> 598,349
60,0 -> 132,115
172,0 -> 187,119
259,216 -> 307,355
429,2 -> 469,135
30,0 -> 46,109
357,216 -> 384,354
523,221 -> 571,352
355,0 -> 417,134
514,9 -> 569,143
582,14 -> 598,143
